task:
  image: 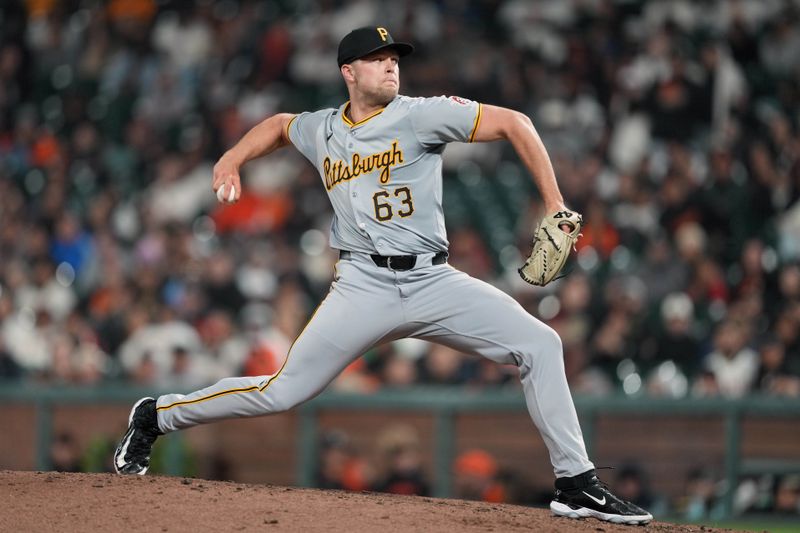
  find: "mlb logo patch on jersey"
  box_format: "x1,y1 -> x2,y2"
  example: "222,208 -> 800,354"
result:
449,96 -> 470,105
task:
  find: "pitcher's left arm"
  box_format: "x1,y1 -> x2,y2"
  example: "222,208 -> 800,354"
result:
472,105 -> 566,215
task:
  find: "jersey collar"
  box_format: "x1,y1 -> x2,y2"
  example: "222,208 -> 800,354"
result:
340,99 -> 391,128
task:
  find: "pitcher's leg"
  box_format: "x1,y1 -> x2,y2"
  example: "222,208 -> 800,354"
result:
156,327 -> 352,432
157,262 -> 403,433
407,267 -> 593,477
115,259 -> 402,474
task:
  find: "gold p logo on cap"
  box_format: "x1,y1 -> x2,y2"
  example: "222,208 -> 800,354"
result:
377,27 -> 388,41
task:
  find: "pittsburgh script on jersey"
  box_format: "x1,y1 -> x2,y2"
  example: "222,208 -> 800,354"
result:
323,140 -> 404,191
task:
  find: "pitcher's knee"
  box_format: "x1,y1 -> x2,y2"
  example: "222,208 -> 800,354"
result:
267,394 -> 300,413
258,371 -> 323,413
540,326 -> 563,355
518,325 -> 564,367
261,383 -> 313,413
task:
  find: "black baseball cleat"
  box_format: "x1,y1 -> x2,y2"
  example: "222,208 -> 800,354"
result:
113,397 -> 163,475
550,469 -> 653,525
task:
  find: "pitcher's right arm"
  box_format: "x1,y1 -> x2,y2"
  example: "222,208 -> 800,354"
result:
212,113 -> 296,203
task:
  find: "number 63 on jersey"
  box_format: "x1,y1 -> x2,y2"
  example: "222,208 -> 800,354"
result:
372,187 -> 414,221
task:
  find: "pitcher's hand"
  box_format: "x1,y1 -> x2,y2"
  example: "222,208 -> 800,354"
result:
212,155 -> 242,204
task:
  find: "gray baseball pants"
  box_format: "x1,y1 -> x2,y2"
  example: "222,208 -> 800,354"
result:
155,251 -> 594,477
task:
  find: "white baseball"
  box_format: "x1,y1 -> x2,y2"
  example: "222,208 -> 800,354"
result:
216,184 -> 237,203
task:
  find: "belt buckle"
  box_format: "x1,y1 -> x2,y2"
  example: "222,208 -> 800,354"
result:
387,256 -> 415,271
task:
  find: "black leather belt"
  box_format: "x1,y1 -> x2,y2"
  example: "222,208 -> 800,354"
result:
339,250 -> 448,271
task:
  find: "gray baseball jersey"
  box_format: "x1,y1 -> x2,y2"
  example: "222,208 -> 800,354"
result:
288,95 -> 480,255
154,95 -> 594,478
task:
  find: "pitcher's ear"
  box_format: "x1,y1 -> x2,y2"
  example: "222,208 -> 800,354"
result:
341,64 -> 355,82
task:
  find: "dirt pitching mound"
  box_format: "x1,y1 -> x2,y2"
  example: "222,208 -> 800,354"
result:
0,470 -> 730,533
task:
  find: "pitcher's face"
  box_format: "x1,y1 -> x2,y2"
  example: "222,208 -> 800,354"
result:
343,49 -> 400,106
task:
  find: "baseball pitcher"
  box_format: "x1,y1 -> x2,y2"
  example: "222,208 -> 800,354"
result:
114,27 -> 652,526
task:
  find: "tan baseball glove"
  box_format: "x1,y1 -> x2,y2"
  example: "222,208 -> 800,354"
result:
518,209 -> 583,286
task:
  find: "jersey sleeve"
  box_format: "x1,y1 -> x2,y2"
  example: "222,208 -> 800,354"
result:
286,109 -> 331,163
408,95 -> 482,147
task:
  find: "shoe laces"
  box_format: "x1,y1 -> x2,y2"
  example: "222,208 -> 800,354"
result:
128,403 -> 160,457
126,426 -> 158,463
592,467 -> 615,493
592,467 -> 642,510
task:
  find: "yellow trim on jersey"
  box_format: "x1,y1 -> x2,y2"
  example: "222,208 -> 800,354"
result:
468,103 -> 483,143
156,295 -> 331,412
341,102 -> 386,127
284,115 -> 297,144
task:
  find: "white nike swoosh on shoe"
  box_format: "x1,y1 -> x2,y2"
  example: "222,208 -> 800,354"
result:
582,491 -> 606,506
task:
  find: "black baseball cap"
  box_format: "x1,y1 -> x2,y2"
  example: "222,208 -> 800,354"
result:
337,26 -> 414,67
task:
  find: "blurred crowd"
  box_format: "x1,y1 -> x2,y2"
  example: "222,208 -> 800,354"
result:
1,0 -> 800,400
